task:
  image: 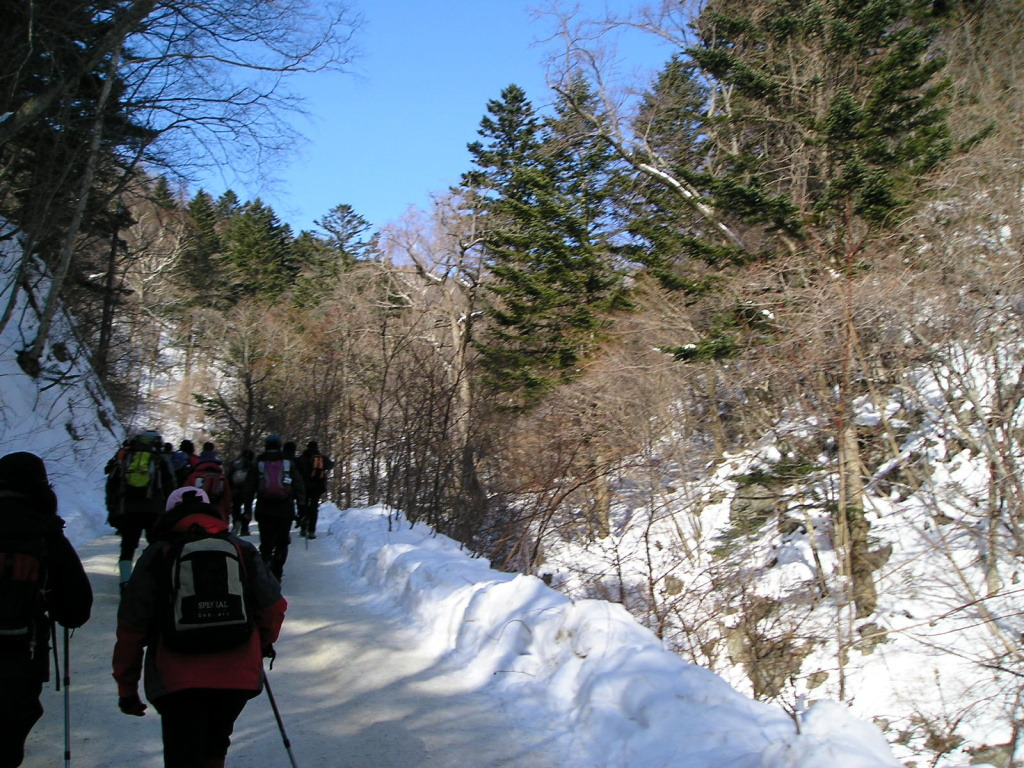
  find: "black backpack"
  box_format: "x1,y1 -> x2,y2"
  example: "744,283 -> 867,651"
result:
159,529 -> 254,653
0,531 -> 47,656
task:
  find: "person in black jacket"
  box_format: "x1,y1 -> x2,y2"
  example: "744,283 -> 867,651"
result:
0,452 -> 93,768
227,449 -> 256,536
253,436 -> 304,580
104,431 -> 176,590
295,441 -> 334,539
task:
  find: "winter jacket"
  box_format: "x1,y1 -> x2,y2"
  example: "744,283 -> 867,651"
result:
0,491 -> 93,682
112,506 -> 286,703
295,449 -> 334,498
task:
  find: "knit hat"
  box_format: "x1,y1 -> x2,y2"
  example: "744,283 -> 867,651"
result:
265,434 -> 282,448
0,451 -> 49,494
165,486 -> 209,511
307,441 -> 319,453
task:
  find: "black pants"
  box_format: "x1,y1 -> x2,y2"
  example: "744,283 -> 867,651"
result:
0,678 -> 43,768
153,688 -> 253,767
117,514 -> 156,562
298,494 -> 323,534
256,513 -> 292,579
230,490 -> 253,523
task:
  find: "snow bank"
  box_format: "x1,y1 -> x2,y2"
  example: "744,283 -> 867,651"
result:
328,505 -> 902,768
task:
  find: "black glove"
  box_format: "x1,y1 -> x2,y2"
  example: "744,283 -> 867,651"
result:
118,692 -> 147,717
262,643 -> 277,669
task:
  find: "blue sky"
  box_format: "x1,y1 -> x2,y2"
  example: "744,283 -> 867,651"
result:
199,1 -> 673,235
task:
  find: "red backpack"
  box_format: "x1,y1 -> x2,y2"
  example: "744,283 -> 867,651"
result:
0,533 -> 47,656
258,459 -> 292,500
188,467 -> 227,504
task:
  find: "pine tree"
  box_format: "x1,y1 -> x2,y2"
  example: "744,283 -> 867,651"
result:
463,83 -> 621,403
217,199 -> 298,302
176,189 -> 225,303
314,203 -> 374,267
626,55 -> 745,291
686,0 -> 952,265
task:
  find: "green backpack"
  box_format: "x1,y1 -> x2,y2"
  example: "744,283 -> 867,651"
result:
122,431 -> 162,496
124,450 -> 155,489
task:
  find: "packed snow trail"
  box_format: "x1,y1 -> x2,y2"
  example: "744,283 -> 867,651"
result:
22,529 -> 570,768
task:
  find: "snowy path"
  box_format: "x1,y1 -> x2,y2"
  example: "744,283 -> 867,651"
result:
23,530 -> 570,768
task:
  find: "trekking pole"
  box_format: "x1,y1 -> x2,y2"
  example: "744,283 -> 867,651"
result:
63,626 -> 71,767
263,669 -> 299,768
50,621 -> 60,691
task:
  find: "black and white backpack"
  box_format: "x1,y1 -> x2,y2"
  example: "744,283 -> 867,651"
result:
160,529 -> 253,653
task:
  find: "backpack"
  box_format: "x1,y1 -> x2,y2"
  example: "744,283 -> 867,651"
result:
0,533 -> 46,655
121,432 -> 163,498
230,458 -> 249,487
309,455 -> 327,483
258,459 -> 293,500
190,470 -> 227,504
124,450 -> 156,490
160,530 -> 253,653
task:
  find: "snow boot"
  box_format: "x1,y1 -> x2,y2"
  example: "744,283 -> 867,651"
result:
202,759 -> 225,768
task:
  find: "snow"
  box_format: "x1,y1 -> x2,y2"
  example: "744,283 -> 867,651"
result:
0,221 -> 946,767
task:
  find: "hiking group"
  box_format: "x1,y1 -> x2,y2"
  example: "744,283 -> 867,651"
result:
0,430 -> 333,768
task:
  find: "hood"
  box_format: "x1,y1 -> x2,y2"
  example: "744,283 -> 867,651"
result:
172,512 -> 229,535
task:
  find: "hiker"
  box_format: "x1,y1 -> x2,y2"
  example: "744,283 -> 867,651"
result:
0,452 -> 93,768
295,441 -> 334,539
169,440 -> 198,487
254,435 -> 304,580
185,444 -> 232,523
113,486 -> 287,768
227,449 -> 256,536
105,431 -> 176,589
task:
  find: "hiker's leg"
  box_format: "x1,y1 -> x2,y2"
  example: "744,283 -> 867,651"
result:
241,497 -> 253,535
154,690 -> 209,768
201,690 -> 251,764
255,512 -> 274,564
118,523 -> 142,562
0,680 -> 43,768
271,515 -> 291,576
258,515 -> 289,578
230,496 -> 243,534
308,495 -> 321,537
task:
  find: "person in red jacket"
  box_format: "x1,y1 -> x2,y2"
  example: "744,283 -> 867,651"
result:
112,487 -> 286,768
